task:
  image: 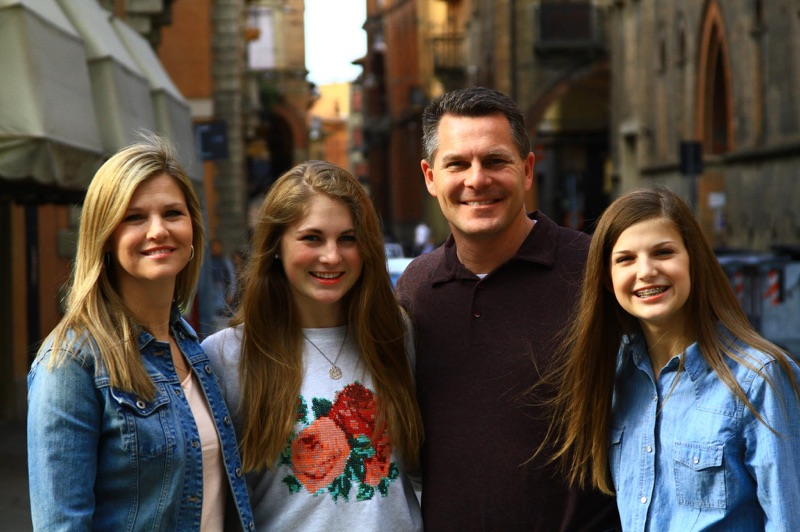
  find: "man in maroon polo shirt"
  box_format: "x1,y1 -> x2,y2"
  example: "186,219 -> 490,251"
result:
396,87 -> 619,531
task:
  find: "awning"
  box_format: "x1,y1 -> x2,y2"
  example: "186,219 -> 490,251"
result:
0,0 -> 104,193
112,18 -> 202,182
55,0 -> 156,153
0,0 -> 201,199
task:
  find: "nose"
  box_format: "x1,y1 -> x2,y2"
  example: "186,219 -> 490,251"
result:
319,241 -> 341,265
464,163 -> 490,189
637,256 -> 657,279
146,216 -> 168,240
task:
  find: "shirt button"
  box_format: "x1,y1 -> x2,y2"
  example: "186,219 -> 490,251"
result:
174,389 -> 182,397
191,441 -> 199,448
224,416 -> 231,425
640,496 -> 647,504
693,457 -> 699,464
235,467 -> 243,477
249,523 -> 255,531
204,365 -> 212,374
180,331 -> 186,339
646,445 -> 652,453
136,399 -> 146,410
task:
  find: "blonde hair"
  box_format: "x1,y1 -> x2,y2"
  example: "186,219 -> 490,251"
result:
234,160 -> 423,471
42,134 -> 205,399
541,185 -> 800,494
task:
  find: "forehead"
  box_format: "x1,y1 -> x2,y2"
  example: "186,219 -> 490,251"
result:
613,218 -> 682,248
435,113 -> 515,156
294,194 -> 354,227
127,173 -> 185,207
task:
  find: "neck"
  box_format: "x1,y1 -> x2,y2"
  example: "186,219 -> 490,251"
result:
297,302 -> 347,329
119,282 -> 175,340
453,214 -> 534,274
641,321 -> 694,379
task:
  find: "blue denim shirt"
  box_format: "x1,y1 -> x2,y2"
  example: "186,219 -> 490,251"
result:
610,330 -> 800,531
27,311 -> 255,531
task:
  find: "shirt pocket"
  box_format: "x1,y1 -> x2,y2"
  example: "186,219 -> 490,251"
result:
111,385 -> 177,458
608,426 -> 624,492
672,440 -> 727,509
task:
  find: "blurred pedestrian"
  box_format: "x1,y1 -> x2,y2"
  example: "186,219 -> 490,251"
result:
210,237 -> 237,332
413,222 -> 431,256
27,135 -> 254,530
542,186 -> 800,530
202,161 -> 423,530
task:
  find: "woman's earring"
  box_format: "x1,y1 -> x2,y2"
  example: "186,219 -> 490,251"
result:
189,245 -> 195,262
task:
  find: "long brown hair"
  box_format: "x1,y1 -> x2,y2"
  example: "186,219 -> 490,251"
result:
542,185 -> 800,494
42,134 -> 205,399
235,160 -> 423,472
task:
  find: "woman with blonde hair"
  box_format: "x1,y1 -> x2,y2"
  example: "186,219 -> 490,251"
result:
541,186 -> 800,529
27,135 -> 254,530
202,160 -> 423,530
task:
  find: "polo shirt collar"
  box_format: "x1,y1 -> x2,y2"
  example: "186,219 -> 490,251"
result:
430,211 -> 559,284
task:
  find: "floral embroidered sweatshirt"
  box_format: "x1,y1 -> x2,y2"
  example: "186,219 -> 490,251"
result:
202,325 -> 422,532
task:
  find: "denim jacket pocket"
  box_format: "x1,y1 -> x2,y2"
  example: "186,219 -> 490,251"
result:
608,426 -> 624,492
111,385 -> 177,458
672,440 -> 727,509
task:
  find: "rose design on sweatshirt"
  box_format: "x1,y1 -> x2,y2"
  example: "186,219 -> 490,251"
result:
291,417 -> 350,493
281,382 -> 401,501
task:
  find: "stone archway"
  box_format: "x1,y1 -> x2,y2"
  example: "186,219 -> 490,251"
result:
696,0 -> 734,154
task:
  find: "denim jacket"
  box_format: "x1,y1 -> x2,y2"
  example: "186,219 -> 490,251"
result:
610,329 -> 800,531
27,310 -> 255,531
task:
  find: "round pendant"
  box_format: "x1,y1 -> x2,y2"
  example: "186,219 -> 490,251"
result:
329,365 -> 343,380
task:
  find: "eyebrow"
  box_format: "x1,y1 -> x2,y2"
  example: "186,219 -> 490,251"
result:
293,227 -> 355,235
611,240 -> 678,254
439,148 -> 513,164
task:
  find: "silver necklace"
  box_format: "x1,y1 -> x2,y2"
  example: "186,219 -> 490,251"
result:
302,327 -> 348,380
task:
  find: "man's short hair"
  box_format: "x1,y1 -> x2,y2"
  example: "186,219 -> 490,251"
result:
421,87 -> 531,165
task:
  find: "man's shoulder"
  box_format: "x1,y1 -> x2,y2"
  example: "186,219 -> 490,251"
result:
395,246 -> 446,298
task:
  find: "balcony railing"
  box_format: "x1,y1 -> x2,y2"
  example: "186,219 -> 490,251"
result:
533,3 -> 605,53
431,32 -> 465,72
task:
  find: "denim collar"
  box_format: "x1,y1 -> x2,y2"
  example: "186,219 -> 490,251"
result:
136,305 -> 197,350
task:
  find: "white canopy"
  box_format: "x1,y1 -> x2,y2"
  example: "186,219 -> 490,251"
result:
0,0 -> 104,191
0,0 -> 200,195
56,0 -> 156,153
112,18 -> 202,182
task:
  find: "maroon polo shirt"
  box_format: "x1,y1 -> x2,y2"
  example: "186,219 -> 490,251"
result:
396,212 -> 619,531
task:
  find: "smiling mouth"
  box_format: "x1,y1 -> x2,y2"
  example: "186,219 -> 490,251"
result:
311,272 -> 343,279
143,248 -> 174,256
463,200 -> 497,206
635,287 -> 668,298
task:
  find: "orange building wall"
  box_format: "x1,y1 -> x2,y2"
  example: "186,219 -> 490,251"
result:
158,0 -> 213,99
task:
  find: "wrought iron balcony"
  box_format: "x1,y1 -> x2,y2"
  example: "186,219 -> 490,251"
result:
431,32 -> 466,89
533,3 -> 605,53
431,32 -> 465,73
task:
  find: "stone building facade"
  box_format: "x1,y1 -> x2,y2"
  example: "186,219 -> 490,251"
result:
609,0 -> 800,251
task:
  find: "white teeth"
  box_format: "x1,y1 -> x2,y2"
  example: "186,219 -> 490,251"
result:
313,272 -> 341,279
465,200 -> 494,206
636,287 -> 667,298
